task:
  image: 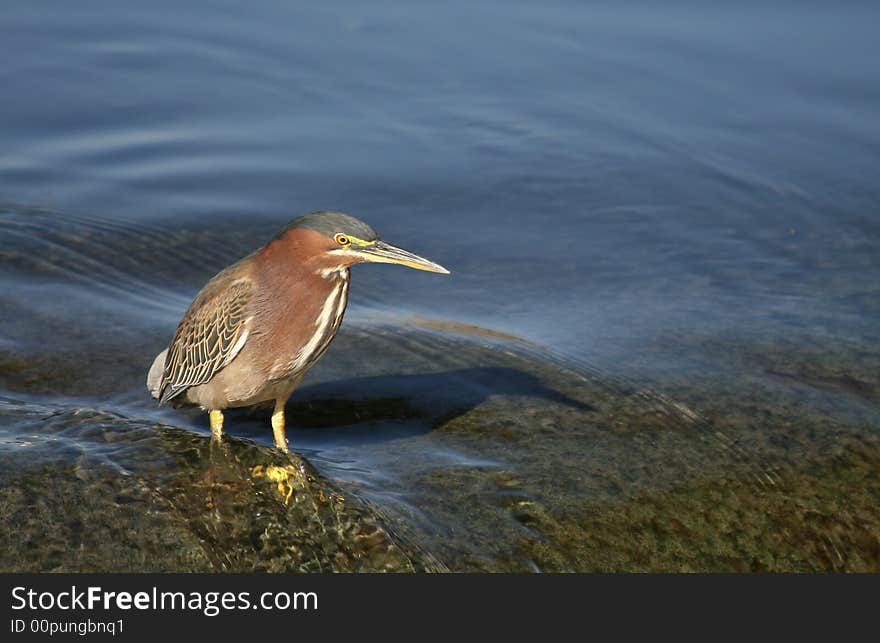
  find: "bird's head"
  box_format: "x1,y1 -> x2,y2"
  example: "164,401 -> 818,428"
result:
275,211 -> 450,275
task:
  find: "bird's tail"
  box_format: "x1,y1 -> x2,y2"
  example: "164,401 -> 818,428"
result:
146,348 -> 168,399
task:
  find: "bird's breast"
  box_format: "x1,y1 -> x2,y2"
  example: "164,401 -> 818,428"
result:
263,270 -> 350,381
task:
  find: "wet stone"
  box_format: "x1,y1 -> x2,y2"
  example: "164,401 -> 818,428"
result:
0,401 -> 436,572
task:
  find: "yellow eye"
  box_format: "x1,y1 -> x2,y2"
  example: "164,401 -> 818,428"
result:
334,233 -> 350,246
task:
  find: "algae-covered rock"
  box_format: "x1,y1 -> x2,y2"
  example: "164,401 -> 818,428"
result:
0,399 -> 438,572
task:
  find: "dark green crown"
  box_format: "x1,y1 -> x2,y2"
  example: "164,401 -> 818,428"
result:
276,211 -> 378,242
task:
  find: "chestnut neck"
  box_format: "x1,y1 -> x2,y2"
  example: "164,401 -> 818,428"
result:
256,228 -> 346,284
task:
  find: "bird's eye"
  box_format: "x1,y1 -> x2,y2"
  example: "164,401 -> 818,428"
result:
334,234 -> 350,246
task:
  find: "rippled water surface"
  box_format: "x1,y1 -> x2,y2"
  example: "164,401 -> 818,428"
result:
1,1 -> 879,571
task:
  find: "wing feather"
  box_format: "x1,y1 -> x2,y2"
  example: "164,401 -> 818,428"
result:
158,278 -> 252,404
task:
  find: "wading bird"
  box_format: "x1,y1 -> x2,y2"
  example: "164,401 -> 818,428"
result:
147,211 -> 448,451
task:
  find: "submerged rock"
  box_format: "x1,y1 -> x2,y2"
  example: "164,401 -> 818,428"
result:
0,399 -> 439,572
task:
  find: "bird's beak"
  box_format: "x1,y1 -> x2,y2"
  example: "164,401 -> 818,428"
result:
352,240 -> 450,274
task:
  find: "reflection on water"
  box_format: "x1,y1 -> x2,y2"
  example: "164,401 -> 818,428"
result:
1,0 -> 879,571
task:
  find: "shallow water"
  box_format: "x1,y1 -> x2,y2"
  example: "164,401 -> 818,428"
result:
1,1 -> 879,571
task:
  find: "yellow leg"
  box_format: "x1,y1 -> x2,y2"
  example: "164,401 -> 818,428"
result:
271,400 -> 288,452
209,409 -> 224,441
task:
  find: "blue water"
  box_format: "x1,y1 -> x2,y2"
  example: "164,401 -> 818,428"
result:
4,1 -> 878,360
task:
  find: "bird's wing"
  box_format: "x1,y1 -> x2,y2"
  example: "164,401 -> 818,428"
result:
158,278 -> 252,404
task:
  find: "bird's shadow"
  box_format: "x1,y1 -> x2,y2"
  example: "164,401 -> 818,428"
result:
227,366 -> 595,447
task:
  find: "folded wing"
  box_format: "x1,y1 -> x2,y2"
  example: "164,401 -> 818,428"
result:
158,278 -> 252,404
